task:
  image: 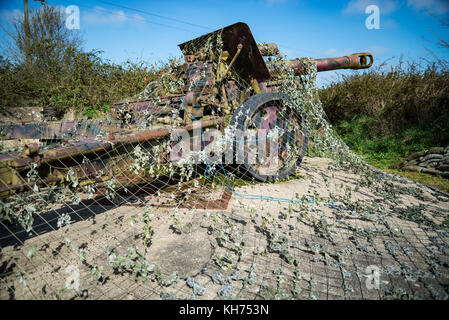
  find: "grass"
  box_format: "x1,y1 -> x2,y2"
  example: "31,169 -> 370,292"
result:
319,59 -> 449,147
1,5 -> 447,193
0,51 -> 160,118
331,118 -> 449,193
319,59 -> 449,194
334,115 -> 435,168
384,168 -> 449,193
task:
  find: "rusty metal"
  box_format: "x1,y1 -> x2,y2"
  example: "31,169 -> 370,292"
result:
179,22 -> 272,83
0,118 -> 222,199
315,53 -> 373,71
21,143 -> 39,156
0,120 -> 120,141
226,43 -> 243,74
257,43 -> 280,56
267,52 -> 373,77
0,22 -> 373,200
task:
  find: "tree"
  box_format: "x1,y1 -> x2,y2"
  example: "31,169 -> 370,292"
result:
425,11 -> 449,50
1,4 -> 82,77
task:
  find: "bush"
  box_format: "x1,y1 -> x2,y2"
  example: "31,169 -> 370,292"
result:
0,50 -> 158,117
0,5 -> 159,118
319,59 -> 449,147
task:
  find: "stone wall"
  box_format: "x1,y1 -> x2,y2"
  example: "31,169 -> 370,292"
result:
393,146 -> 449,178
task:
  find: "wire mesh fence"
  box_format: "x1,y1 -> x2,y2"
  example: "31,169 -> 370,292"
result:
1,27 -> 449,300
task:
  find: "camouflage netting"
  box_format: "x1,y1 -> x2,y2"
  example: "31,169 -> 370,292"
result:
1,32 -> 449,300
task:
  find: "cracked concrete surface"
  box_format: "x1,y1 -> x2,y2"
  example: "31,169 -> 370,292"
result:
1,157 -> 448,300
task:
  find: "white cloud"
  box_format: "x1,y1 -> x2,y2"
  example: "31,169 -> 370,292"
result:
82,6 -> 147,26
322,46 -> 389,59
0,6 -> 146,28
368,45 -> 389,55
344,0 -> 449,15
265,0 -> 300,6
382,18 -> 398,29
316,70 -> 342,88
280,48 -> 294,57
83,6 -> 128,25
323,48 -> 358,57
0,6 -> 70,22
130,13 -> 146,24
266,0 -> 288,5
407,0 -> 449,14
343,0 -> 399,15
0,9 -> 23,22
324,48 -> 339,56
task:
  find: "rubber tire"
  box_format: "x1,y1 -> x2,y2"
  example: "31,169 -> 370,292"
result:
229,92 -> 309,182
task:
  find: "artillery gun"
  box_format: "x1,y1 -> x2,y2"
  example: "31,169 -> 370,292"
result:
0,22 -> 373,200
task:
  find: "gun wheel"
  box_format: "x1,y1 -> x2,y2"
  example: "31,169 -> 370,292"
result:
230,92 -> 308,182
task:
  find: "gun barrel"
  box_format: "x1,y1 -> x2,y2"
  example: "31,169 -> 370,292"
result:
267,52 -> 373,77
314,53 -> 373,72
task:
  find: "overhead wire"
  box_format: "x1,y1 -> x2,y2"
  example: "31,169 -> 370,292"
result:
52,0 -> 204,34
96,0 -> 214,31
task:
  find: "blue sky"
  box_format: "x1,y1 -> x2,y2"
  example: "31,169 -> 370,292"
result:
1,0 -> 448,86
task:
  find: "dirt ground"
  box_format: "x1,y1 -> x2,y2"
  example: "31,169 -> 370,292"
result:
1,157 -> 449,300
